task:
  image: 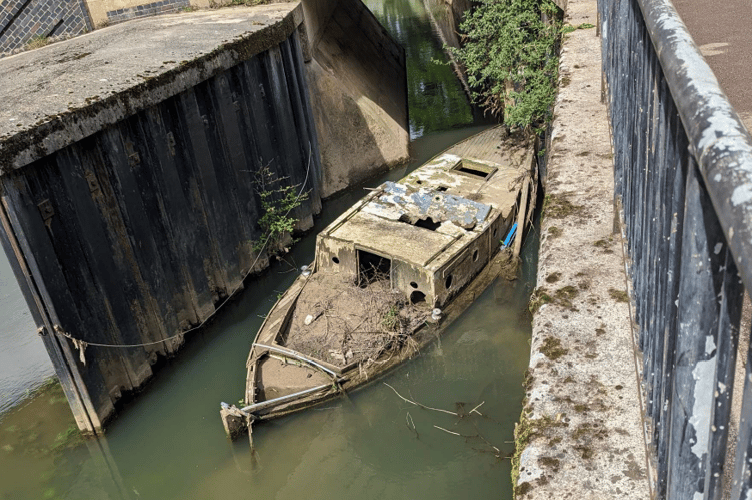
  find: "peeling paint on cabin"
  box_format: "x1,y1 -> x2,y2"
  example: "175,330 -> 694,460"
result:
364,181 -> 491,230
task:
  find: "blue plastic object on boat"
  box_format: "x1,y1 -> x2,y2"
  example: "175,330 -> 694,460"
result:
502,222 -> 518,248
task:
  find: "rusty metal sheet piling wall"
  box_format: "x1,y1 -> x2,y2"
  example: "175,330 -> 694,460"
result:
599,0 -> 752,497
0,31 -> 322,432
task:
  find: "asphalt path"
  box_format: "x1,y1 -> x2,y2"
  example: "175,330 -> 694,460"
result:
672,0 -> 752,130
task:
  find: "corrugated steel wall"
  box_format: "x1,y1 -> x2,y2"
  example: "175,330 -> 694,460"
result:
0,31 -> 321,430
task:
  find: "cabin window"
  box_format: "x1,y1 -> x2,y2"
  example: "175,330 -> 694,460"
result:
472,249 -> 479,262
451,160 -> 497,180
410,291 -> 426,304
445,274 -> 453,289
358,250 -> 391,287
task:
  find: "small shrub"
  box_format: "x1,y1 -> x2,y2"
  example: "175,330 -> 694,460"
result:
252,166 -> 307,254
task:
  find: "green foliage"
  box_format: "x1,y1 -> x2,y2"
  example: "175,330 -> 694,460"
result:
450,0 -> 562,130
381,305 -> 400,332
252,166 -> 307,254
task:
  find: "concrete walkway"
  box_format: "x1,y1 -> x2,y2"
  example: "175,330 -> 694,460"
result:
513,0 -> 652,498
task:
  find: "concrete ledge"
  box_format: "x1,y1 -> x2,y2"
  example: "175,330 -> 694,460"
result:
0,3 -> 303,172
513,0 -> 651,498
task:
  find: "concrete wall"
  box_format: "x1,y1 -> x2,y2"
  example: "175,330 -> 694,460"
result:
299,0 -> 410,198
0,0 -> 91,56
513,0 -> 648,497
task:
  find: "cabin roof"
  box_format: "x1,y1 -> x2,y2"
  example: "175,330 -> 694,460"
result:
362,181 -> 491,230
322,139 -> 533,268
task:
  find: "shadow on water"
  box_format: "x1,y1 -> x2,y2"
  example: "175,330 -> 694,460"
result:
0,0 -> 537,498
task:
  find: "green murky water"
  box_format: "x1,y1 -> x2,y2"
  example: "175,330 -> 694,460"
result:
0,1 -> 535,498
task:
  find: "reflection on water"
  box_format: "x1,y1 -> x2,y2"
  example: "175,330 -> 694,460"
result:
364,0 -> 487,139
0,0 -> 532,498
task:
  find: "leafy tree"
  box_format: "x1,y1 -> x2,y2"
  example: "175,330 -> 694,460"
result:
451,0 -> 561,130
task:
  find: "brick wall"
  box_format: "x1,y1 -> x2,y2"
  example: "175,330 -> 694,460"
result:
106,0 -> 189,25
0,0 -> 92,56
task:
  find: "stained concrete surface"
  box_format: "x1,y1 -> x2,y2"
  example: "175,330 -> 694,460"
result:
515,0 -> 651,498
0,3 -> 302,171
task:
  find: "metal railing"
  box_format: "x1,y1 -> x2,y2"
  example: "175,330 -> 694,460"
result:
598,0 -> 752,498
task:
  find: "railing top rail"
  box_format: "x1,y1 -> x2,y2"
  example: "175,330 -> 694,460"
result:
638,0 -> 752,291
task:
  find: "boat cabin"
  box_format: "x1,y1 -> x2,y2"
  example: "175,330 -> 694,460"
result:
315,152 -> 529,308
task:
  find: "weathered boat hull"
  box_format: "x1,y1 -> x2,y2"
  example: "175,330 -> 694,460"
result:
221,126 -> 538,440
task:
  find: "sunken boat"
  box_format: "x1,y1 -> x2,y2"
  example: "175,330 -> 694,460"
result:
220,126 -> 538,439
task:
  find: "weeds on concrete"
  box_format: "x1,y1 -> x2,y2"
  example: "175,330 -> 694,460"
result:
25,36 -> 50,50
560,23 -> 596,35
608,288 -> 629,303
512,411 -> 567,497
542,193 -> 582,220
529,287 -> 553,313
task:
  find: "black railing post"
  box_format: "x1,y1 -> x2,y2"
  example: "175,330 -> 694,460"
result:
598,0 -> 752,498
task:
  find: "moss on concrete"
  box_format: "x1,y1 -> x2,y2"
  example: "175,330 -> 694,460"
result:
608,288 -> 629,303
542,193 -> 582,220
540,336 -> 568,360
547,226 -> 562,238
512,410 -> 567,498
